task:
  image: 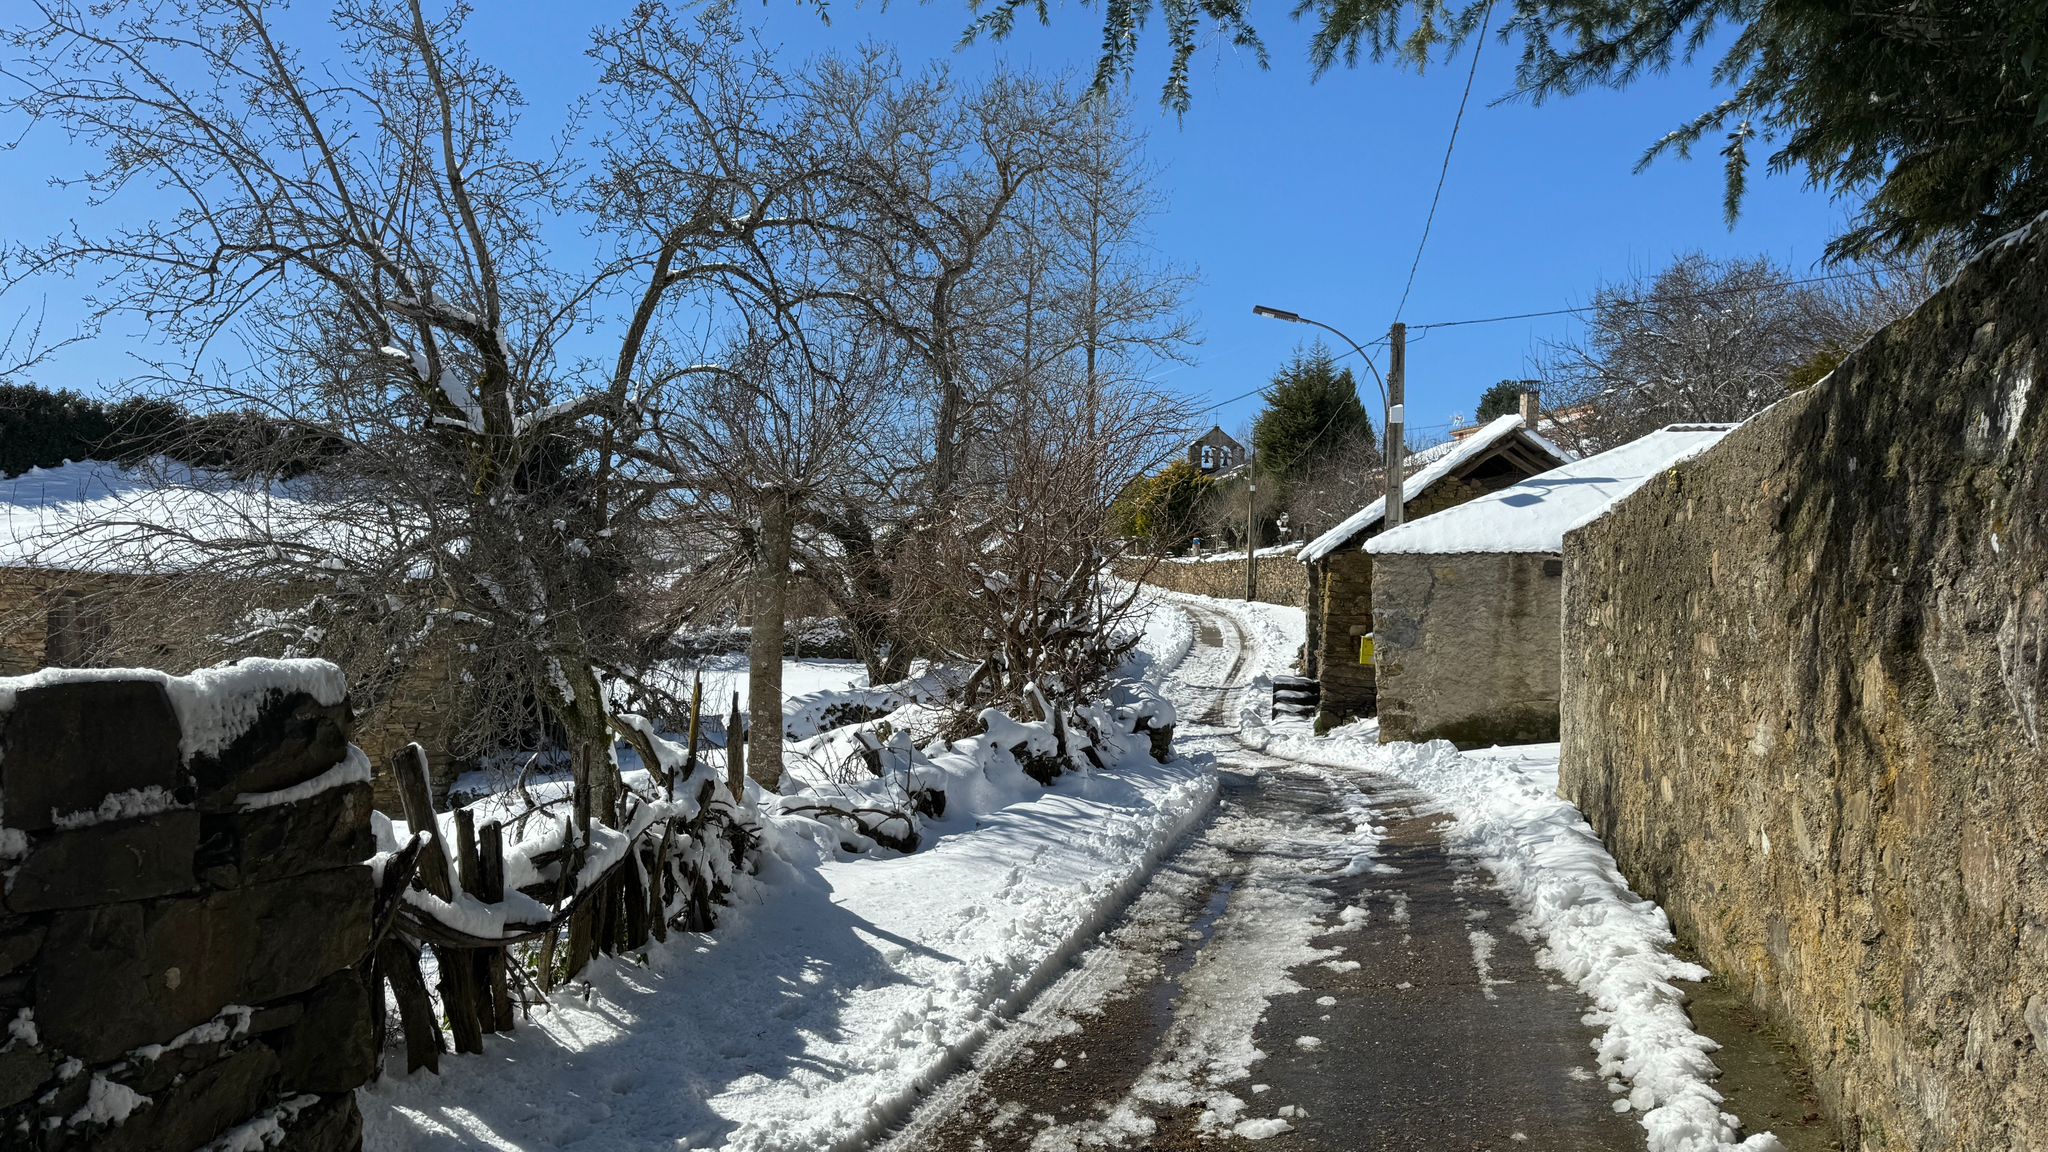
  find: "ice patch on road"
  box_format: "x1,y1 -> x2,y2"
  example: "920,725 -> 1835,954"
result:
1468,928 -> 1503,1001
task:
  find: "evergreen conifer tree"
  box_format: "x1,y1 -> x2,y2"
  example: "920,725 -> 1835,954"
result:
1475,380 -> 1538,422
1252,345 -> 1374,486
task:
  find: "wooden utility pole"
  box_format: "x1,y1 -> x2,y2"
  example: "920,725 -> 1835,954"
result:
1244,444 -> 1258,600
1385,322 -> 1408,528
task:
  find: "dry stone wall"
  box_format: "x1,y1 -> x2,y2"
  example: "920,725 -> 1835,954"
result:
1560,223 -> 2048,1151
0,662 -> 376,1151
1113,553 -> 1308,610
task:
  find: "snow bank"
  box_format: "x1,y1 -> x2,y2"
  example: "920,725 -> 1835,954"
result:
1241,722 -> 1781,1152
360,743 -> 1215,1152
361,589 -> 1221,1151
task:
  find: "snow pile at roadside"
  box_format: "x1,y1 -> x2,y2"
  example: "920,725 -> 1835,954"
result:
361,748 -> 1215,1152
774,674 -> 1177,856
361,610 -> 1220,1152
1241,722 -> 1782,1152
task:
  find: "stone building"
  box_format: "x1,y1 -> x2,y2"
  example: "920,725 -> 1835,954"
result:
1365,424 -> 1733,746
0,460 -> 467,811
1187,426 -> 1245,475
1298,414 -> 1569,729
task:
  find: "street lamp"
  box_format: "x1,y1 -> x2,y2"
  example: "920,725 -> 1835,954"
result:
1251,304 -> 1407,529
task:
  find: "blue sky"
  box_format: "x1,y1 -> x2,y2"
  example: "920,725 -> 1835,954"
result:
3,2 -> 1851,444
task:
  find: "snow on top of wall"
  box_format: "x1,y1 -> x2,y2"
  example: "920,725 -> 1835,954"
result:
1299,416 -> 1567,564
0,458 -> 375,575
1367,424 -> 1736,557
0,658 -> 347,761
1164,542 -> 1302,565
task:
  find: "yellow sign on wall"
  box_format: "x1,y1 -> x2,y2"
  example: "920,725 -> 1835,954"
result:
1359,635 -> 1375,665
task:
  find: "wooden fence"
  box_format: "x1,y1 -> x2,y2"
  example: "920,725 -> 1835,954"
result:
368,693 -> 754,1074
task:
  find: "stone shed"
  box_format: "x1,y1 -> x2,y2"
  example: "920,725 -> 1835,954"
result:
1298,414 -> 1569,729
0,461 -> 467,811
1365,424 -> 1733,746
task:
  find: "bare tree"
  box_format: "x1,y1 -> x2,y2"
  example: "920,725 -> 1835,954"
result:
0,0 -> 855,827
649,334 -> 901,792
777,69 -> 1192,687
1537,253 -> 1929,455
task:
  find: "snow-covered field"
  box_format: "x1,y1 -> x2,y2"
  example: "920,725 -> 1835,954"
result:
665,655 -> 871,718
360,600 -> 1223,1152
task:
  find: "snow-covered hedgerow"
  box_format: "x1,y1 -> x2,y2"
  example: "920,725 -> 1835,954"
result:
772,672 -> 1177,857
1242,722 -> 1784,1152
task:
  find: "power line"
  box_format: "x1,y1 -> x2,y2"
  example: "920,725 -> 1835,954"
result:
1408,265 -> 1927,331
1392,1 -> 1494,323
1190,333 -> 1385,415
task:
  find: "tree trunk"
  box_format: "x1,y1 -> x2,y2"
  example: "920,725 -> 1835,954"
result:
748,486 -> 791,792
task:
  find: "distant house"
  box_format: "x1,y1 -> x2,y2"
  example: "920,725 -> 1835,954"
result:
1298,414 -> 1570,729
0,460 -> 467,811
1450,389 -> 1592,445
1364,424 -> 1736,746
1188,427 -> 1245,475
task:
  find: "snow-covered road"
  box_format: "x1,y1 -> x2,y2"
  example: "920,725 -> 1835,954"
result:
877,597 -> 1640,1151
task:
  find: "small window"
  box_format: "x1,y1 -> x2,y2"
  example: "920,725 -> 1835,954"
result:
1542,558 -> 1564,577
1200,445 -> 1214,469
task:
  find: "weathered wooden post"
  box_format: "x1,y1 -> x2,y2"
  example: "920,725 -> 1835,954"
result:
726,690 -> 745,802
394,744 -> 485,1054
478,820 -> 515,1030
390,743 -> 462,1067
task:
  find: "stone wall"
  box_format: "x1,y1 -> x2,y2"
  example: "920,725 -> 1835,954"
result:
0,569 -> 151,677
1113,553 -> 1308,610
0,663 -> 376,1151
1372,551 -> 1561,746
1560,223 -> 2048,1151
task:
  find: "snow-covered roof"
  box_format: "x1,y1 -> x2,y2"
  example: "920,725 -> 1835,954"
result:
1366,424 -> 1737,556
0,460 -> 374,574
1297,415 -> 1569,564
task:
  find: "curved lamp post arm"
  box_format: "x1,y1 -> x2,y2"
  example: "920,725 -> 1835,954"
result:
1250,305 -> 1389,409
